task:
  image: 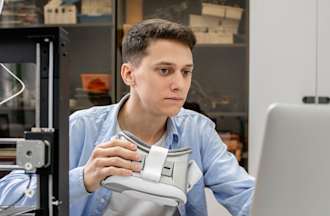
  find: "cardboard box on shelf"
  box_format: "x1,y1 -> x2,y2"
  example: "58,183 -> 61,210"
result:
190,15 -> 240,35
225,6 -> 243,20
44,0 -> 77,24
190,26 -> 208,33
202,3 -> 226,18
189,14 -> 221,28
220,19 -> 240,34
208,26 -> 226,34
81,0 -> 112,16
202,3 -> 243,21
194,32 -> 233,44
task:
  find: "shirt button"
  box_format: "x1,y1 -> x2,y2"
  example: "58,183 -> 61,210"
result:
100,198 -> 105,203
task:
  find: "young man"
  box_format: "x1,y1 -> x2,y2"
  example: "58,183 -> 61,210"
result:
0,19 -> 254,216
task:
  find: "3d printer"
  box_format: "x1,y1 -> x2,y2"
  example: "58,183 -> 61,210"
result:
0,24 -> 70,216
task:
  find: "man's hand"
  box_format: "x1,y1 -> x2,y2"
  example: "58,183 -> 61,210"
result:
83,138 -> 142,192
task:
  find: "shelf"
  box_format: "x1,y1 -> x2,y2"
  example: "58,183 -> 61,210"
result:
0,107 -> 35,112
43,22 -> 113,28
0,22 -> 113,29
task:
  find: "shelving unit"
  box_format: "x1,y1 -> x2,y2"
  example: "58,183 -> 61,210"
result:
0,16 -> 114,141
0,0 -> 249,170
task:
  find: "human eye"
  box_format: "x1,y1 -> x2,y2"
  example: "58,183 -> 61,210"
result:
158,67 -> 172,76
182,69 -> 192,77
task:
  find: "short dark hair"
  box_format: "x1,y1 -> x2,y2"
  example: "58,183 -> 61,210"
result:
122,19 -> 196,65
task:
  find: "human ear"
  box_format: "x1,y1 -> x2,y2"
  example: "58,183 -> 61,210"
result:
121,63 -> 136,86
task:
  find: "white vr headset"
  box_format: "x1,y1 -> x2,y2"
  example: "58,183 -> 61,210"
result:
101,131 -> 202,207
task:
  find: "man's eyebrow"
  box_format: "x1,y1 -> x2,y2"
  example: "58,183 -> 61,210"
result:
154,61 -> 174,66
184,64 -> 194,68
154,61 -> 194,68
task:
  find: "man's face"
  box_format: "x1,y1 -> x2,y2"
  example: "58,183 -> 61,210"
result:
130,39 -> 193,117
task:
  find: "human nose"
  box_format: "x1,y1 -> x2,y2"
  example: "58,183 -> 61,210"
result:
170,70 -> 185,91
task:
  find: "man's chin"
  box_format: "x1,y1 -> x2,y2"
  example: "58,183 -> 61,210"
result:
165,107 -> 182,117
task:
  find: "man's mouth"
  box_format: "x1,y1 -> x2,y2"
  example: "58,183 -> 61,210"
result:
165,97 -> 184,101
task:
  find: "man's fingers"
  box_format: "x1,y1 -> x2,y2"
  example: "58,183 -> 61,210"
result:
100,166 -> 132,179
94,157 -> 142,172
98,139 -> 137,150
94,146 -> 140,161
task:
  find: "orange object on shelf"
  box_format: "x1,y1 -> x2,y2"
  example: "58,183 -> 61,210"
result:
219,132 -> 242,161
80,73 -> 112,93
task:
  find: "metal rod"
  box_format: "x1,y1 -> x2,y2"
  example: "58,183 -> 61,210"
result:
36,174 -> 40,211
49,174 -> 53,216
0,165 -> 23,171
48,41 -> 54,216
36,43 -> 41,128
48,41 -> 53,129
0,138 -> 24,145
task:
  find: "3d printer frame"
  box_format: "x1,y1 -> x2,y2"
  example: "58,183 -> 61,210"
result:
0,27 -> 69,216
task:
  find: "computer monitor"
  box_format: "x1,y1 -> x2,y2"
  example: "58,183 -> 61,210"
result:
251,103 -> 330,216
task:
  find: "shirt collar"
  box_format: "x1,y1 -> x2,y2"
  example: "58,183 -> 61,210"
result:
94,94 -> 130,146
96,94 -> 181,149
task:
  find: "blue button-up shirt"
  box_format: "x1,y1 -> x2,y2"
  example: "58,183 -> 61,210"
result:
0,95 -> 255,216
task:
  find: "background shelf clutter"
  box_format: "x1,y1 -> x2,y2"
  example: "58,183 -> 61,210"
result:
190,2 -> 243,44
44,0 -> 112,24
